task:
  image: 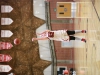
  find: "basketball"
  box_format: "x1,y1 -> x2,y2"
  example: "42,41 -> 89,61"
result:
63,70 -> 69,74
14,38 -> 21,45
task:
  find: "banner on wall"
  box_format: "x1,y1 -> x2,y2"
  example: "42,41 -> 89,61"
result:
1,18 -> 13,25
0,65 -> 12,72
1,30 -> 13,37
0,54 -> 12,62
1,5 -> 13,13
0,42 -> 13,50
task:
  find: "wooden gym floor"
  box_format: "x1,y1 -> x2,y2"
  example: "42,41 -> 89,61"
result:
74,0 -> 100,75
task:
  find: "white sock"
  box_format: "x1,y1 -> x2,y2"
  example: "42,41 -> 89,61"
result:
75,37 -> 82,41
75,30 -> 82,33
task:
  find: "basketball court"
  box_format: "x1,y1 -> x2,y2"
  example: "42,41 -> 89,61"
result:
74,0 -> 100,75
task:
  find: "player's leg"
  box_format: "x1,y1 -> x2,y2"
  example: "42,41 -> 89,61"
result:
69,36 -> 86,43
67,30 -> 75,35
67,30 -> 86,35
75,30 -> 86,33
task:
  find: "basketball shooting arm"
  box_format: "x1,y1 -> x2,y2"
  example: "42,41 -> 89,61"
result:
32,37 -> 49,41
37,30 -> 51,35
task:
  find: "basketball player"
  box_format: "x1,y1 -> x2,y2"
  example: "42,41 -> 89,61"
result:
32,29 -> 86,43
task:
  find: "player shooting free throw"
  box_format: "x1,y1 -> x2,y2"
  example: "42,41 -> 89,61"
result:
32,29 -> 87,43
